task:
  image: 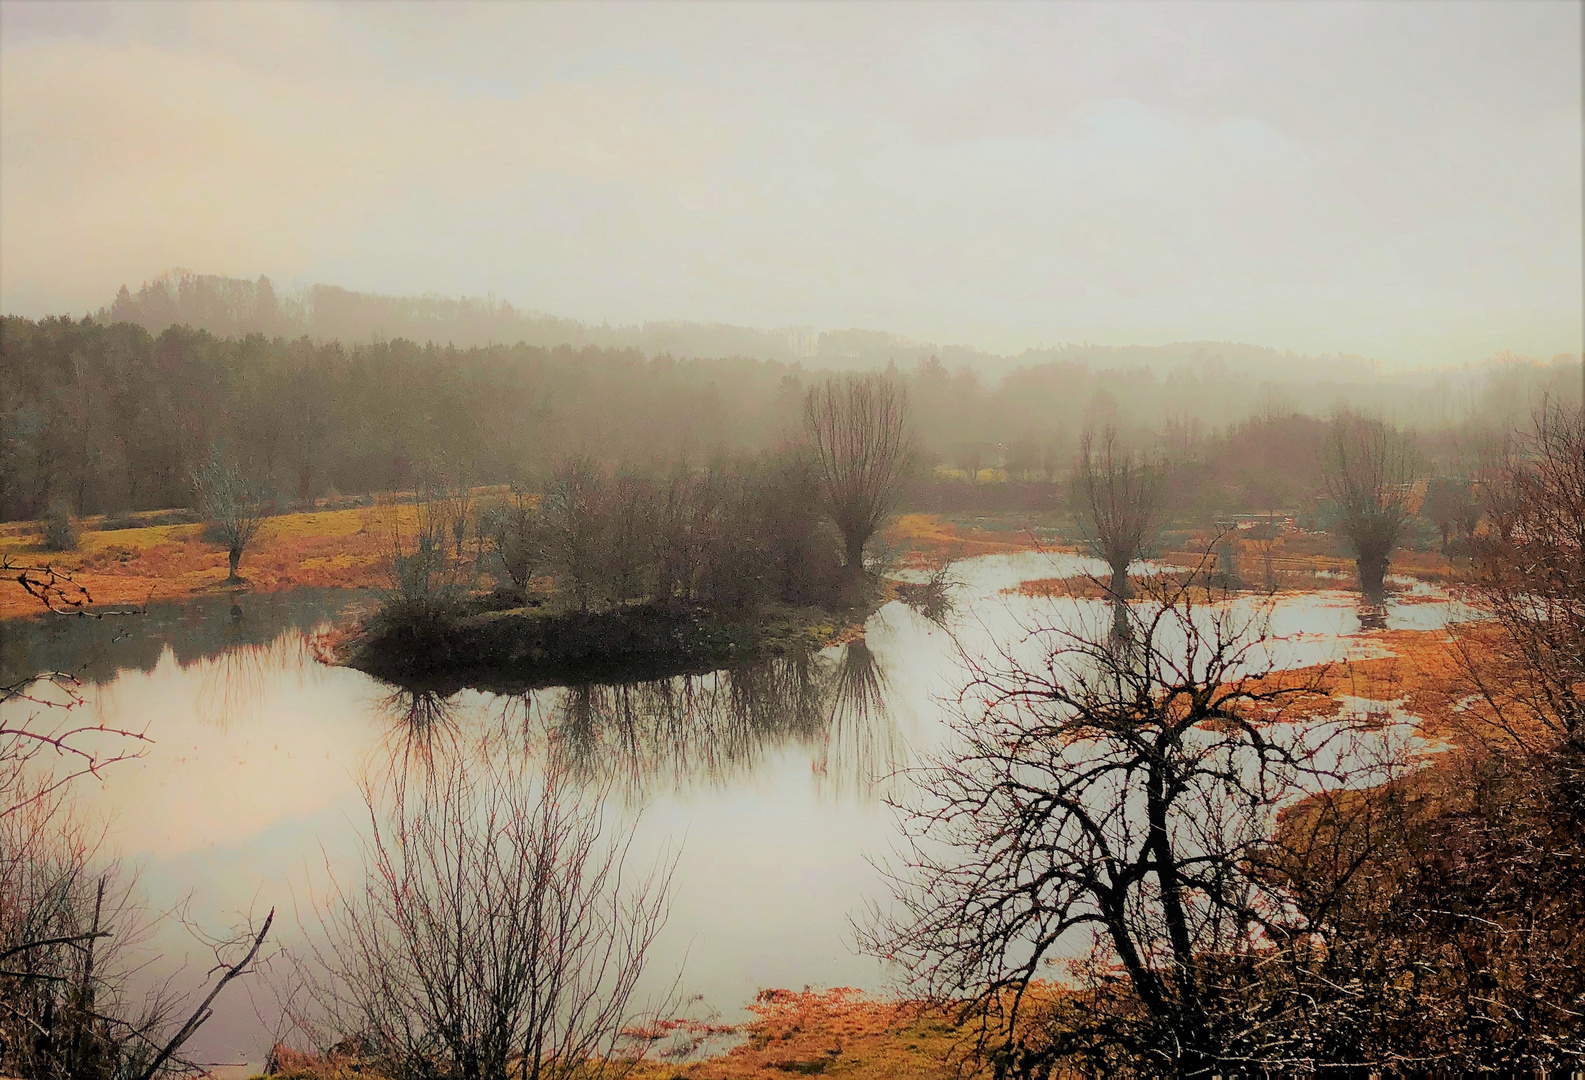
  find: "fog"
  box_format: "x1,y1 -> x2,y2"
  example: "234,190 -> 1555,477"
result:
3,0 -> 1581,367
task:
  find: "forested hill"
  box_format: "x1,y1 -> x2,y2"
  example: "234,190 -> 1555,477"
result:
93,270 -> 1389,383
2,312 -> 1574,524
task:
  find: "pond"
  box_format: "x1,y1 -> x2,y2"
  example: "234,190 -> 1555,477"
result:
0,554 -> 1467,1075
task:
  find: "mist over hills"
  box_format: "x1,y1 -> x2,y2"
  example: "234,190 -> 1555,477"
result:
3,265 -> 1577,524
97,270 -> 1393,383
73,269 -> 1578,437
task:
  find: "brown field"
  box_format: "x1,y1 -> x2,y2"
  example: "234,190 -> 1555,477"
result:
629,987 -> 985,1080
256,986 -> 1031,1080
5,507 -> 1047,620
0,503 -> 418,619
883,512 -> 1062,567
4,505 -> 1461,622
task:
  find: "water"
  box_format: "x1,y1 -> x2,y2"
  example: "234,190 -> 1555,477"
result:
0,556 -> 1467,1073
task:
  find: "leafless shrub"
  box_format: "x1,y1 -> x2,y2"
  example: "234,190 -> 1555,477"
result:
750,450 -> 844,606
482,488 -> 544,593
1422,474 -> 1481,553
2,555 -> 271,1080
894,559 -> 960,627
380,485 -> 476,619
442,481 -> 474,562
651,467 -> 703,603
1464,399 -> 1584,750
607,471 -> 657,603
0,789 -> 273,1080
1323,412 -> 1418,596
40,503 -> 78,553
290,736 -> 676,1080
804,374 -> 912,571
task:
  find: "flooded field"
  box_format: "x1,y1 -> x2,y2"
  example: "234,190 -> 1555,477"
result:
0,553 -> 1469,1073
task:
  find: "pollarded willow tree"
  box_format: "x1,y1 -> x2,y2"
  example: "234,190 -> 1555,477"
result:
191,447 -> 264,584
1072,427 -> 1161,602
1323,412 -> 1417,596
804,374 -> 912,572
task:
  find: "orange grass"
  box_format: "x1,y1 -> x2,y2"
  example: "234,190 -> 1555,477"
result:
883,513 -> 1058,569
630,986 -> 996,1080
1242,622 -> 1543,751
251,988 -> 989,1080
0,503 -> 417,619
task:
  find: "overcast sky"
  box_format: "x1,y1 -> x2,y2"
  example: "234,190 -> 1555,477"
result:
2,0 -> 1580,365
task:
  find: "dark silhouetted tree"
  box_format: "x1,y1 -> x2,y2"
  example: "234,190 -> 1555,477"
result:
804,375 -> 911,571
1323,412 -> 1417,595
1072,426 -> 1160,602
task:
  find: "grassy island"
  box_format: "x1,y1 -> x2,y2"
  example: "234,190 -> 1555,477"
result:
335,577 -> 893,692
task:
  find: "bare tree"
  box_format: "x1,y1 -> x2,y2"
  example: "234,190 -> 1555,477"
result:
483,488 -> 544,594
1072,427 -> 1160,602
804,374 -> 911,572
383,486 -> 462,608
294,737 -> 676,1080
190,447 -> 264,584
606,471 -> 657,603
1422,474 -> 1479,553
547,457 -> 609,609
1267,408 -> 1585,1069
1465,400 -> 1584,749
1323,412 -> 1417,595
863,561 -> 1391,1074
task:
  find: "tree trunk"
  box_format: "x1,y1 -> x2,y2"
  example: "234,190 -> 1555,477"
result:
845,532 -> 866,571
1111,598 -> 1131,642
1356,546 -> 1388,597
228,545 -> 242,582
1108,562 -> 1131,600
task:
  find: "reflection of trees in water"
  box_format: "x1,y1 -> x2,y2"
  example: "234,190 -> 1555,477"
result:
1,589 -> 368,690
372,686 -> 463,800
508,644 -> 903,802
1356,600 -> 1389,632
193,630 -> 309,729
815,640 -> 904,799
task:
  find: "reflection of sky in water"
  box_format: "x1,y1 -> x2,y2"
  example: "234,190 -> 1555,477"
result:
0,553 -> 1474,1073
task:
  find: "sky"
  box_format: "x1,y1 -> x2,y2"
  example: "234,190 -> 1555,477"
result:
1,0 -> 1580,366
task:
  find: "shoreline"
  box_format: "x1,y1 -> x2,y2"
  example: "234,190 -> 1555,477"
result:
2,505 -> 1460,624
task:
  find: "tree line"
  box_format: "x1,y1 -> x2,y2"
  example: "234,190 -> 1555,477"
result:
5,313 -> 1574,528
